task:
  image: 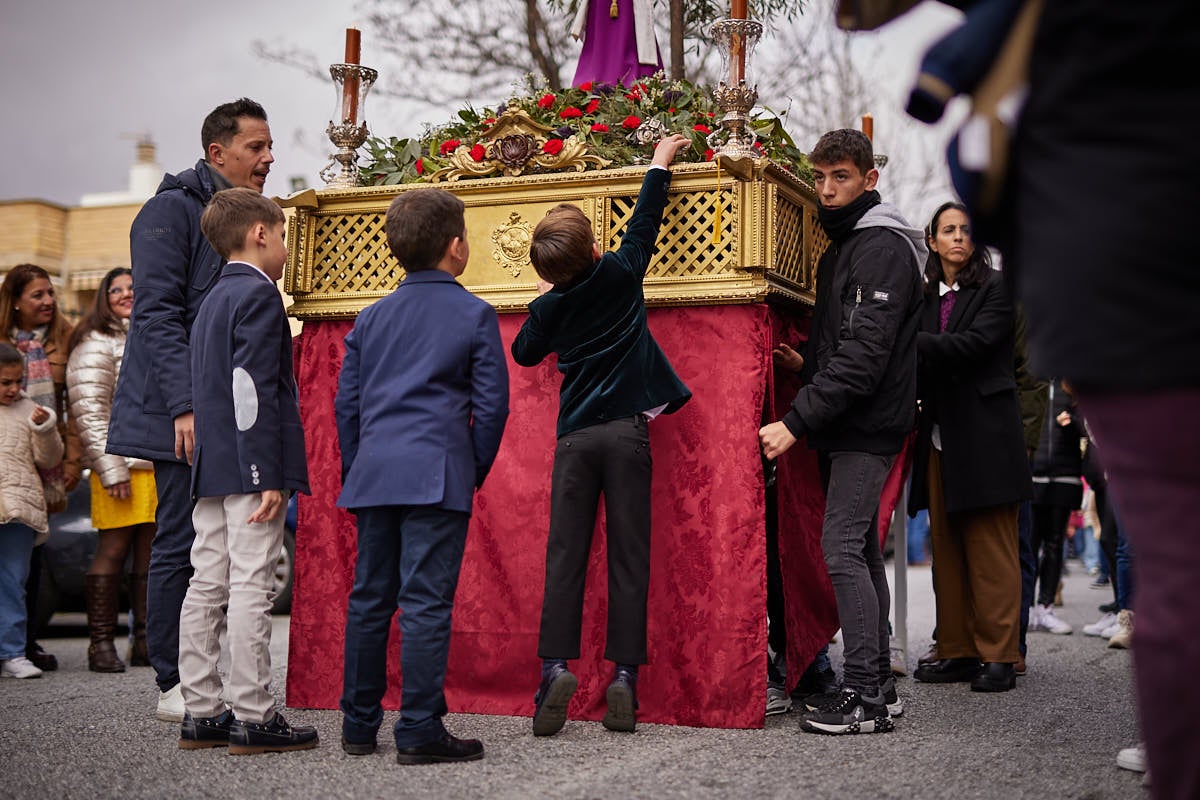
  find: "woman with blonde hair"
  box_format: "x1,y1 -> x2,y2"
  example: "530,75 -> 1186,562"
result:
0,263 -> 83,671
67,267 -> 156,672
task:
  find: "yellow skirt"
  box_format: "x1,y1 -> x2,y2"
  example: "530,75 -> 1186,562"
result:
90,469 -> 157,530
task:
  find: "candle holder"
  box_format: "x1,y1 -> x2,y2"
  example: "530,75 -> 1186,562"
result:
707,18 -> 764,169
320,63 -> 379,188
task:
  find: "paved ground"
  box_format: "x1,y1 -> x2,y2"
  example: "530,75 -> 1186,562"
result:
1,562 -> 1141,800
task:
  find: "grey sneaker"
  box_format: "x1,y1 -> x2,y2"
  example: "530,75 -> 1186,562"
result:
766,683 -> 792,716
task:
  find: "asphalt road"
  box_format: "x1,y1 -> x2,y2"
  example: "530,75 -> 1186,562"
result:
1,562 -> 1142,800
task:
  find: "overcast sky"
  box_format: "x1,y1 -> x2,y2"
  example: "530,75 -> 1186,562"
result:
0,0 -> 959,212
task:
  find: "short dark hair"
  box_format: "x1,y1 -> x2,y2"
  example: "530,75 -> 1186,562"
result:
200,188 -> 286,259
201,98 -> 267,154
923,200 -> 992,294
68,267 -> 132,353
385,188 -> 466,272
529,204 -> 596,285
0,342 -> 22,368
809,129 -> 874,175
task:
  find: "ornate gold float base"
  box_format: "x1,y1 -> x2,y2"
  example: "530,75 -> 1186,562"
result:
279,160 -> 826,320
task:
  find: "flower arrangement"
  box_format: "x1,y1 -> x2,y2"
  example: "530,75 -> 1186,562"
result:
361,73 -> 810,186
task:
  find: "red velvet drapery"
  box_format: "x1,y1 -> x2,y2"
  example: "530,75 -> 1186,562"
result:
285,303 -> 841,728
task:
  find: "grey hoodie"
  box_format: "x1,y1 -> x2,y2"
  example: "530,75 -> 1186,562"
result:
855,203 -> 928,275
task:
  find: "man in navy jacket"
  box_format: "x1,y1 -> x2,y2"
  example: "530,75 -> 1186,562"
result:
106,98 -> 275,722
337,187 -> 509,764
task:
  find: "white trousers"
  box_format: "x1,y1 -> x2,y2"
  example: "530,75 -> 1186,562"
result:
178,493 -> 285,723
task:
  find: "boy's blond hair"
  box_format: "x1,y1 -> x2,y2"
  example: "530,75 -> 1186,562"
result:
529,204 -> 596,285
200,187 -> 285,259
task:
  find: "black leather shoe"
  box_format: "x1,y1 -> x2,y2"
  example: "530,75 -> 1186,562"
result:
532,663 -> 577,737
178,709 -> 235,749
395,733 -> 484,764
341,735 -> 377,755
228,712 -> 319,754
913,657 -> 981,684
26,643 -> 57,672
602,667 -> 638,733
970,662 -> 1016,692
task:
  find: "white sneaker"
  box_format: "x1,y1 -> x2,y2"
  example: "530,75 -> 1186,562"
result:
1083,612 -> 1118,636
1100,619 -> 1123,638
1027,605 -> 1043,632
1036,604 -> 1073,635
766,683 -> 792,716
1,656 -> 44,679
156,683 -> 185,722
1117,742 -> 1146,773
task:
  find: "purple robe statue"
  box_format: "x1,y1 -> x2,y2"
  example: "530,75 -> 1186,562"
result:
571,0 -> 663,88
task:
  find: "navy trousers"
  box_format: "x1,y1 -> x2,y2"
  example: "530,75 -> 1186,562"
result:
341,505 -> 469,748
148,459 -> 196,692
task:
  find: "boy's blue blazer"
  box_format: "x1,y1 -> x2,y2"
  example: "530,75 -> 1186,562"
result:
335,269 -> 510,514
190,262 -> 309,499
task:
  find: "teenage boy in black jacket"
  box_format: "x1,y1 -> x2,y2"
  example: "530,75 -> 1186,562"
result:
760,129 -> 925,735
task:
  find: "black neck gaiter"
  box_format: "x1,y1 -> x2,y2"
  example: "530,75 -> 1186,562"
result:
817,190 -> 882,243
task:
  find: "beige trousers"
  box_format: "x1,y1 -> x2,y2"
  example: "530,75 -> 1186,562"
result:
178,493 -> 285,723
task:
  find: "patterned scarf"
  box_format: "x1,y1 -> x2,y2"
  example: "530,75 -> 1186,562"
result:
12,326 -> 66,506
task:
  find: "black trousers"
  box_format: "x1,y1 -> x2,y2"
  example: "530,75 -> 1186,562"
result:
538,416 -> 652,665
1030,502 -> 1072,607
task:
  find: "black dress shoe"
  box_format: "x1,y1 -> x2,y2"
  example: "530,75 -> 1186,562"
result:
532,663 -> 577,737
228,712 -> 319,755
913,657 -> 981,684
602,667 -> 638,733
970,662 -> 1016,692
179,709 -> 235,749
395,733 -> 484,765
341,736 -> 377,756
26,644 -> 57,672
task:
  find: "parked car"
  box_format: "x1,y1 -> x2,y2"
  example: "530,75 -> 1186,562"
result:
35,476 -> 296,632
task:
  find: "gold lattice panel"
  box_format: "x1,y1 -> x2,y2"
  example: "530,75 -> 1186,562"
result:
606,189 -> 737,280
308,212 -> 399,297
804,207 -> 831,286
772,200 -> 805,289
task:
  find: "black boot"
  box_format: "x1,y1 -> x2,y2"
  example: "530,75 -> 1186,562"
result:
970,662 -> 1016,692
85,574 -> 126,673
127,573 -> 149,666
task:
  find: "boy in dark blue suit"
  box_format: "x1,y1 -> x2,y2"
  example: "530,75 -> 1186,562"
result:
178,188 -> 315,754
337,188 -> 509,764
512,134 -> 692,736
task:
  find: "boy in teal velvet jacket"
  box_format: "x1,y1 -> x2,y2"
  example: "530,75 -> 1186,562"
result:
511,134 -> 692,737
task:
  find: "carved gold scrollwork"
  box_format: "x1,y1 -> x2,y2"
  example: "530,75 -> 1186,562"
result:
429,104 -> 612,182
491,212 -> 534,277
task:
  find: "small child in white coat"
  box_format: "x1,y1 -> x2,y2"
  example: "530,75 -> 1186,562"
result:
0,342 -> 65,678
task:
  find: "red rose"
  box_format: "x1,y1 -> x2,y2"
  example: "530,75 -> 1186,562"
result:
590,123 -> 609,132
622,115 -> 642,129
693,124 -> 711,134
483,117 -> 496,125
636,82 -> 649,94
543,138 -> 564,155
438,139 -> 460,155
578,81 -> 593,91
415,158 -> 424,175
560,107 -> 583,119
669,107 -> 676,114
707,111 -> 715,117
625,92 -> 641,102
470,144 -> 486,162
704,149 -> 715,161
585,99 -> 600,114
538,93 -> 556,109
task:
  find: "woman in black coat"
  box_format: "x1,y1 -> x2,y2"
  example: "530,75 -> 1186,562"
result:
909,201 -> 1032,692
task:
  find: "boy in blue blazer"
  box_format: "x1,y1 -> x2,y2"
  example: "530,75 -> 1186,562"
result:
512,134 -> 692,736
337,188 -> 510,764
178,188 -> 315,754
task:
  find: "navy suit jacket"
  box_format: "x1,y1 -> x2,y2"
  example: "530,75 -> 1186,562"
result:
189,263 -> 309,499
335,269 -> 510,514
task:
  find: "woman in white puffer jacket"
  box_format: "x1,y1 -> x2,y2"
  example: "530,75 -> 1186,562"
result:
66,267 -> 156,673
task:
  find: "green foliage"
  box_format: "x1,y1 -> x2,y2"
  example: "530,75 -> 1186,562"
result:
361,74 -> 811,185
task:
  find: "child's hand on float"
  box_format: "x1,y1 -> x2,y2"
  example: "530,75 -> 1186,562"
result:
651,134 -> 691,168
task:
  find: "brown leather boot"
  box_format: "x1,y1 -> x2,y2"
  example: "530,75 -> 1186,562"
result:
127,573 -> 149,666
85,574 -> 126,673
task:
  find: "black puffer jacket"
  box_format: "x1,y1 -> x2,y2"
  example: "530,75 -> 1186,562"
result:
783,204 -> 925,455
1031,379 -> 1086,507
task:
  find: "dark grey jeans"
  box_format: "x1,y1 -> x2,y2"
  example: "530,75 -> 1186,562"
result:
820,450 -> 894,695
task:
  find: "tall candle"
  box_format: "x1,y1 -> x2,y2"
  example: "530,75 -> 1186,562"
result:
861,113 -> 874,141
731,0 -> 747,19
342,27 -> 361,125
729,0 -> 747,84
